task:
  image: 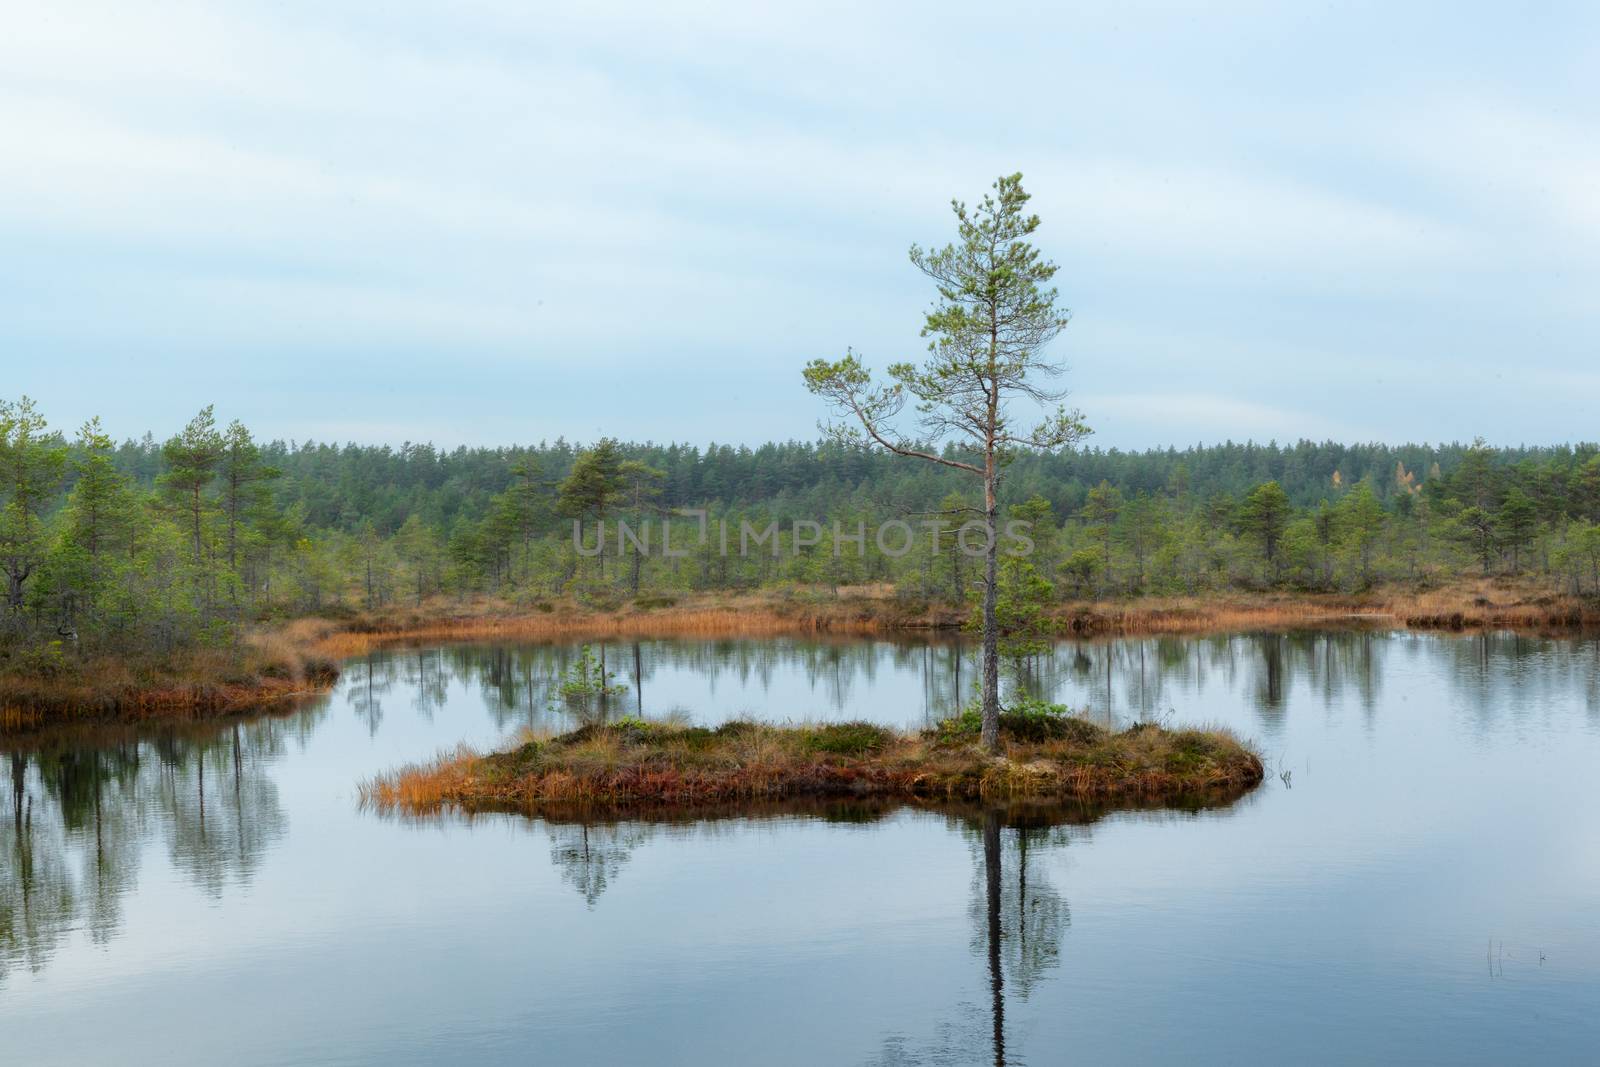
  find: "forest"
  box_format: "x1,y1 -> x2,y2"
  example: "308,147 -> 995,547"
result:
3,394 -> 1600,668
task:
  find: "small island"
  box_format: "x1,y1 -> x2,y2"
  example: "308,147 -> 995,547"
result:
360,708 -> 1264,814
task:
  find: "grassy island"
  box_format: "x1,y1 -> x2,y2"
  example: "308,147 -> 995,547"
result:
359,711 -> 1264,814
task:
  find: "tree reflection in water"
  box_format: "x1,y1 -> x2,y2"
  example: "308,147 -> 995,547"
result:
9,630 -> 1597,1005
322,631 -> 1600,752
0,711 -> 313,984
395,630 -> 1425,739
518,798 -> 1143,1067
866,804 -> 1082,1067
546,821 -> 657,908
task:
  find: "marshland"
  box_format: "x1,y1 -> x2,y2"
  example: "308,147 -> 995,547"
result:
8,3 -> 1600,1059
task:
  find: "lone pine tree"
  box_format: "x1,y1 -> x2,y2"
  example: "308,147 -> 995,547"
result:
805,173 -> 1088,751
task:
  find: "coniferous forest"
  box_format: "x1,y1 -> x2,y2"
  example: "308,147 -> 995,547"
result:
5,394 -> 1600,667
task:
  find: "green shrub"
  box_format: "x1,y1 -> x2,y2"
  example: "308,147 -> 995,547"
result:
302,655 -> 340,684
3,641 -> 73,681
932,698 -> 1104,744
609,715 -> 662,744
804,721 -> 892,756
257,660 -> 292,680
932,705 -> 985,743
676,726 -> 719,750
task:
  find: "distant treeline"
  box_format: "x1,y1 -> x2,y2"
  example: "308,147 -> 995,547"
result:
4,396 -> 1600,663
99,431 -> 1600,532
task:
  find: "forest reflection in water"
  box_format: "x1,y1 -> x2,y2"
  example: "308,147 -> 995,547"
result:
406,796 -> 1182,1067
6,627 -> 1600,1045
336,628 -> 1600,739
2,709 -> 319,984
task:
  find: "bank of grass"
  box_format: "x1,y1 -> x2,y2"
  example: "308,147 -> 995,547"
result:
1056,579 -> 1600,635
316,577 -> 1600,658
359,712 -> 1264,814
311,587 -> 927,657
0,625 -> 339,734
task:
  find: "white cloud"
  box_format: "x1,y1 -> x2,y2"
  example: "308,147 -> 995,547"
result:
1080,392 -> 1381,445
0,0 -> 1595,445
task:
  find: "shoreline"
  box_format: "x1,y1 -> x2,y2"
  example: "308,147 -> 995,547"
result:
0,626 -> 341,735
5,580 -> 1597,734
315,580 -> 1600,656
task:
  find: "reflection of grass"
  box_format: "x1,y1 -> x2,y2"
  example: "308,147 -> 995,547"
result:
359,715 -> 1263,814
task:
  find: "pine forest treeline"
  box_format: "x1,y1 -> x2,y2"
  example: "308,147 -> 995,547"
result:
5,395 -> 1600,661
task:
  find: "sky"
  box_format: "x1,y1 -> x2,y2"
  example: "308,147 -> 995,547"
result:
2,1 -> 1597,451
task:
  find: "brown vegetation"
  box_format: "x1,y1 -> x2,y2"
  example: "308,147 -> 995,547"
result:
310,587 -> 931,658
317,577 -> 1600,658
0,627 -> 338,735
358,716 -> 1264,814
1045,580 -> 1600,635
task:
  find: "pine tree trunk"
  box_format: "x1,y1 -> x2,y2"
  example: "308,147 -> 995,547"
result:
981,483 -> 1001,752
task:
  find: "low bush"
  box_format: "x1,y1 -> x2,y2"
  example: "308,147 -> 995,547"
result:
932,698 -> 1104,745
803,721 -> 893,756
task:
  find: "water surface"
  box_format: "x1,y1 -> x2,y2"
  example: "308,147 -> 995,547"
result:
4,631 -> 1599,1064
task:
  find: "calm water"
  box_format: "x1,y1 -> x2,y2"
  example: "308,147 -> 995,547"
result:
4,631 -> 1600,1064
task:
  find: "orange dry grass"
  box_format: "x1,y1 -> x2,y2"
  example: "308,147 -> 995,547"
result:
1051,596 -> 1376,636
317,579 -> 1600,660
1052,579 -> 1600,636
316,592 -> 921,657
361,744 -> 482,811
1376,579 -> 1600,630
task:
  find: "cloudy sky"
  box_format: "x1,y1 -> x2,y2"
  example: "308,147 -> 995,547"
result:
3,1 -> 1597,449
